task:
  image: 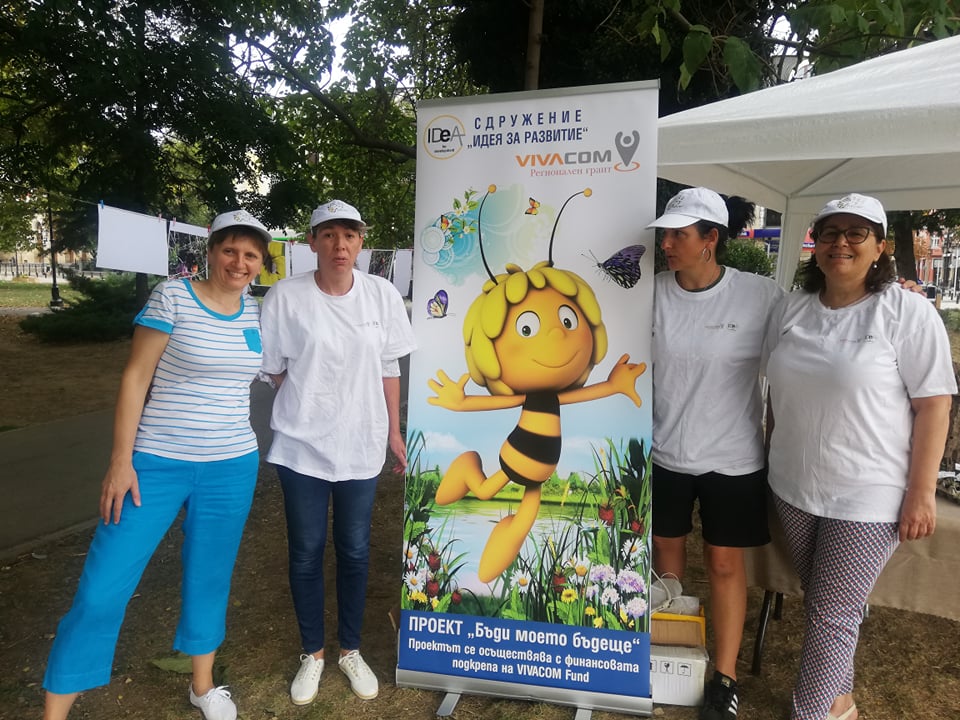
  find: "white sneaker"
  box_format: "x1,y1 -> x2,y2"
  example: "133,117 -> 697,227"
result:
189,685 -> 237,720
291,653 -> 324,705
338,650 -> 378,699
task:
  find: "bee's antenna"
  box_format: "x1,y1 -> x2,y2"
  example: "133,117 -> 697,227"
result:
548,188 -> 591,266
478,185 -> 498,284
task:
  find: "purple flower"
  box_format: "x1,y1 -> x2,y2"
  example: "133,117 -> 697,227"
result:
600,587 -> 620,606
589,564 -> 616,585
616,569 -> 646,595
625,597 -> 648,619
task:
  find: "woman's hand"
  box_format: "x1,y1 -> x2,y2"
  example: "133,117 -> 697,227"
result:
99,460 -> 141,525
897,277 -> 925,295
901,395 -> 951,541
898,489 -> 937,541
389,430 -> 408,473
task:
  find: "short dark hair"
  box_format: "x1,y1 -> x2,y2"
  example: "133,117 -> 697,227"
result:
208,226 -> 274,274
311,218 -> 366,235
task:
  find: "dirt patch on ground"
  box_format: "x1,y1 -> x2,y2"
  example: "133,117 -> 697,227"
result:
0,315 -> 129,429
0,313 -> 958,720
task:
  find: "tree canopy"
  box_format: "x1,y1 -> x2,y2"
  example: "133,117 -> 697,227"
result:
0,0 -> 296,251
1,0 -> 958,262
451,0 -> 960,107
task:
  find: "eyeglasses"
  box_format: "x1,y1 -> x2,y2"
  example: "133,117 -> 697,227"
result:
814,227 -> 874,245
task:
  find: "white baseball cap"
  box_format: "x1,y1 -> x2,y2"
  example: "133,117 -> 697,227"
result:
310,199 -> 365,229
811,193 -> 887,235
647,187 -> 729,229
209,210 -> 272,245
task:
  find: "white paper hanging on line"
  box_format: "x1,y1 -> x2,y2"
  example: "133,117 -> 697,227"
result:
392,249 -> 413,297
289,242 -> 316,276
97,204 -> 168,275
168,220 -> 208,238
356,248 -> 372,273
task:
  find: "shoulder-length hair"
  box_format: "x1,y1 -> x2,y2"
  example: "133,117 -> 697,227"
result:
801,219 -> 894,293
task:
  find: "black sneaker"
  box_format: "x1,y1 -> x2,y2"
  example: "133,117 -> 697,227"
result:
699,671 -> 738,720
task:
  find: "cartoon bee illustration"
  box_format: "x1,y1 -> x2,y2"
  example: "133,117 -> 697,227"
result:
427,185 -> 647,582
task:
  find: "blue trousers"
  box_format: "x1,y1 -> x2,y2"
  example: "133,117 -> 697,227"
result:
276,465 -> 378,654
43,450 -> 258,694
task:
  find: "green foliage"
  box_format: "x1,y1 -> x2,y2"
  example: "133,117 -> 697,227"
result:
680,25 -> 713,89
0,0 -> 302,254
724,238 -> 775,277
541,472 -> 567,497
0,193 -> 38,254
19,272 -> 139,343
940,308 -> 960,334
6,0 -> 955,267
723,36 -> 764,93
452,0 -> 959,106
237,0 -> 484,246
450,0 -> 741,114
270,85 -> 418,247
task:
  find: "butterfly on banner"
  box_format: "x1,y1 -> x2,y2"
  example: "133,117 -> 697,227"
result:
588,244 -> 646,289
524,197 -> 540,215
427,289 -> 449,318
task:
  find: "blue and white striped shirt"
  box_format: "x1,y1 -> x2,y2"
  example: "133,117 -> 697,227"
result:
133,279 -> 262,462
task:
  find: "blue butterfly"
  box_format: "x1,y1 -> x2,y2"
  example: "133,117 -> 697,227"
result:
593,244 -> 645,289
427,289 -> 449,318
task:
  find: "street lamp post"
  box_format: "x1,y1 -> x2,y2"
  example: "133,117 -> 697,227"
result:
951,248 -> 960,300
46,197 -> 63,309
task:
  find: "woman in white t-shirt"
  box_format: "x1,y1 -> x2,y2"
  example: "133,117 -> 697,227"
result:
259,200 -> 416,707
649,187 -> 784,720
43,211 -> 272,720
764,194 -> 956,720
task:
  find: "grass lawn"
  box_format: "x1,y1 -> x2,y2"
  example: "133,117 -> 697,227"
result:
0,279 -> 81,308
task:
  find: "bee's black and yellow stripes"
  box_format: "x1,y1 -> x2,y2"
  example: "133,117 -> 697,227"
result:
499,392 -> 561,488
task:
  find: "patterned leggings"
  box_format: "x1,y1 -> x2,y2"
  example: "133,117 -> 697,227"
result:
773,494 -> 899,720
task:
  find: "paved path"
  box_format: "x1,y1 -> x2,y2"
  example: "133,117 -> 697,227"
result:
0,383 -> 277,560
0,353 -> 409,560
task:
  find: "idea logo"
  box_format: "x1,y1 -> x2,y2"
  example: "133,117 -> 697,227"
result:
423,115 -> 466,160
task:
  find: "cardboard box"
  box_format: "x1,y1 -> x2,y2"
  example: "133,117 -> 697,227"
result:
650,644 -> 709,706
650,607 -> 706,648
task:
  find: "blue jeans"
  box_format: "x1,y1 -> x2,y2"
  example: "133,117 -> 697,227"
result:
276,465 -> 378,654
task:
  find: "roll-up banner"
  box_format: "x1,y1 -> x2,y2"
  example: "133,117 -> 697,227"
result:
398,82 -> 658,715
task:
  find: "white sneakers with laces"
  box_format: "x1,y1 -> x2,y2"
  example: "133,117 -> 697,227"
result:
290,653 -> 325,705
189,685 -> 237,720
338,650 -> 379,699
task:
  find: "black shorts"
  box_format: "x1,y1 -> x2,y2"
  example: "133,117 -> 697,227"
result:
652,463 -> 770,547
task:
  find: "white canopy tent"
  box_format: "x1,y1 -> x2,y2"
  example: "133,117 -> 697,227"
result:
656,34 -> 960,286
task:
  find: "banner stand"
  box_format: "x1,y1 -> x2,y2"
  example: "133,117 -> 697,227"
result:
396,669 -> 655,716
436,692 -> 460,717
402,80 -> 659,718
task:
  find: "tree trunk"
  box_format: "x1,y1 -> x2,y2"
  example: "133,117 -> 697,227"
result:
524,0 -> 544,90
890,212 -> 916,282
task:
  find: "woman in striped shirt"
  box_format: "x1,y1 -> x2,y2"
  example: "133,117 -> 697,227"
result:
42,210 -> 272,720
